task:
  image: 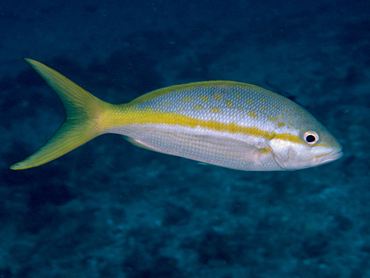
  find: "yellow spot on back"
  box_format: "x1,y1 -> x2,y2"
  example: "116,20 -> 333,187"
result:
156,101 -> 172,108
246,99 -> 254,105
200,95 -> 210,102
194,105 -> 203,111
259,98 -> 267,103
128,81 -> 276,105
277,122 -> 285,127
181,96 -> 192,102
225,100 -> 234,108
234,92 -> 241,99
214,94 -> 222,101
268,116 -> 278,122
248,111 -> 258,118
210,107 -> 221,113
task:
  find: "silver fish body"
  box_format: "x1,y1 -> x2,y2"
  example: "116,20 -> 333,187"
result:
108,81 -> 343,171
10,59 -> 342,171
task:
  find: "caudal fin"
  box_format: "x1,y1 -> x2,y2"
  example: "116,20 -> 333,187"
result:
10,59 -> 110,170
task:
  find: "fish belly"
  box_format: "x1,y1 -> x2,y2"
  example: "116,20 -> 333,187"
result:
114,124 -> 283,171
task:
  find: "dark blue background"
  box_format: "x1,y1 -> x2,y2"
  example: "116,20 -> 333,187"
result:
1,1 -> 369,277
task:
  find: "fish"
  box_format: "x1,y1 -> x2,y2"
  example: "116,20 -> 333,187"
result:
10,58 -> 342,171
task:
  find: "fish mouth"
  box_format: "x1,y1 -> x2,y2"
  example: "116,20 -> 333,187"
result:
319,149 -> 343,164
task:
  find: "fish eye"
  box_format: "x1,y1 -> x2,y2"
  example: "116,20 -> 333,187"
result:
302,131 -> 319,145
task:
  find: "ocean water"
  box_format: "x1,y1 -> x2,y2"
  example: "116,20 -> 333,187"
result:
1,0 -> 369,277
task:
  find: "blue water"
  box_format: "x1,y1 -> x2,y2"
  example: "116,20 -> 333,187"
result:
1,1 -> 369,277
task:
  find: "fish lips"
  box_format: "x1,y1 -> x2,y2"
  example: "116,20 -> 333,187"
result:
319,149 -> 343,164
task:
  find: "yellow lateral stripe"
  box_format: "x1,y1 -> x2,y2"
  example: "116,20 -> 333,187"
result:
248,111 -> 258,118
103,107 -> 314,145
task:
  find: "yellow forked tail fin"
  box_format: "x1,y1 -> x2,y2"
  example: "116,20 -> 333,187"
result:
10,58 -> 110,170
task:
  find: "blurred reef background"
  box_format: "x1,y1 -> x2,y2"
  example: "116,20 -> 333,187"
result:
1,0 -> 369,277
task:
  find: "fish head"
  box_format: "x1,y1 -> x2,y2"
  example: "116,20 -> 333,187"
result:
268,116 -> 343,171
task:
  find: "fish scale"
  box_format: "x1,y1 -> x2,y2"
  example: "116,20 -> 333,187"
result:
10,59 -> 342,171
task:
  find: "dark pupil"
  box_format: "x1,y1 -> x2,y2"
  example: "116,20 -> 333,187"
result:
306,134 -> 316,142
